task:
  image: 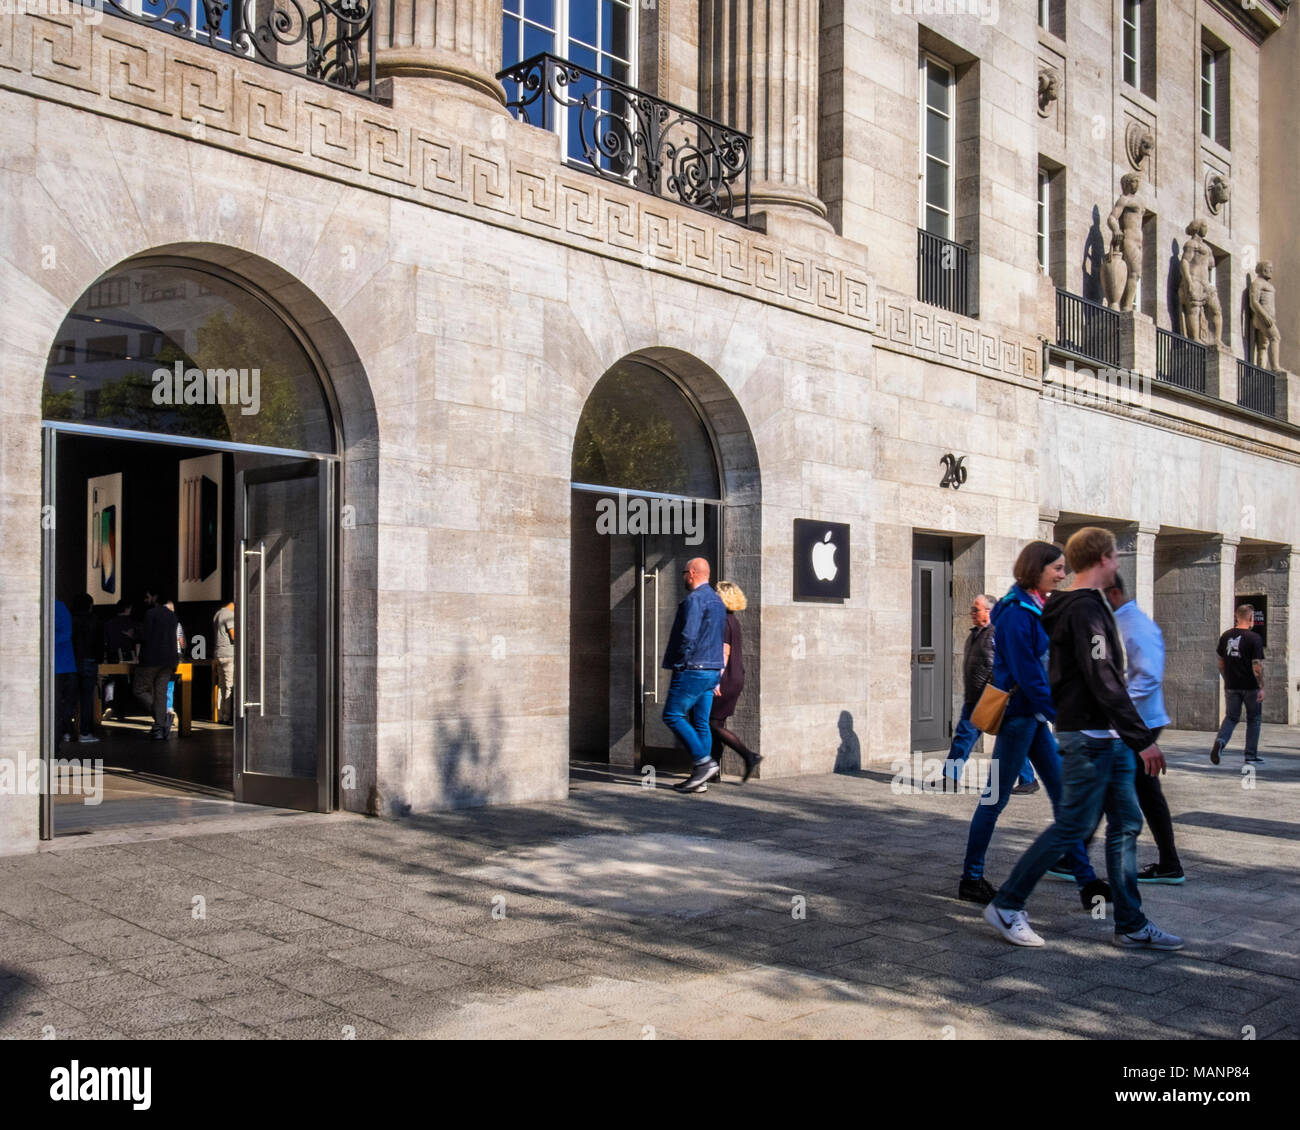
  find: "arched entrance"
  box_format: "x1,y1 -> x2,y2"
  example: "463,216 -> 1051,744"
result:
569,351 -> 761,773
40,257 -> 344,836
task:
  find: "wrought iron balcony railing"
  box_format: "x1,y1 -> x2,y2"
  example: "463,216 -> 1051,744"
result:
917,229 -> 972,316
1055,289 -> 1120,368
92,0 -> 377,99
1237,359 -> 1278,418
1155,328 -> 1207,394
496,53 -> 753,227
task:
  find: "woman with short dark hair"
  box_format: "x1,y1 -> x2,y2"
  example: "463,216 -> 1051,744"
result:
957,541 -> 1107,911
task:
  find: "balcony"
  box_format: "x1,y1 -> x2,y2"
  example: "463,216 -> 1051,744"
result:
1237,360 -> 1278,418
94,0 -> 378,99
916,230 -> 972,317
497,53 -> 753,227
1054,289 -> 1119,368
1156,328 -> 1207,394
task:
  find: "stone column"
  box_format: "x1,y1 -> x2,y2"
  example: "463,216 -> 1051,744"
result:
1218,537 -> 1240,726
1135,524 -> 1158,616
1037,508 -> 1060,544
372,0 -> 506,107
699,0 -> 830,226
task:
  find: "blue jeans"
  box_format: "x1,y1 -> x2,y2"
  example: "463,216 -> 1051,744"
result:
946,703 -> 979,768
1217,688 -> 1262,758
948,704 -> 1036,785
961,714 -> 1094,884
995,733 -> 1147,935
662,669 -> 722,764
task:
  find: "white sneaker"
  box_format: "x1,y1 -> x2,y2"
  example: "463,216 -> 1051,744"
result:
1114,921 -> 1184,950
984,902 -> 1045,947
77,734 -> 99,743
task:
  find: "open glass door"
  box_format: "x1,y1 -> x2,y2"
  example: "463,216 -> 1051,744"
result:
234,458 -> 334,810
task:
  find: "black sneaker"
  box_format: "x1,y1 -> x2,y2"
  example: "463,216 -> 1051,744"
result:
1044,860 -> 1074,881
1210,739 -> 1223,764
958,877 -> 996,903
674,760 -> 719,793
1137,864 -> 1186,885
1010,781 -> 1040,795
1245,755 -> 1264,765
1080,878 -> 1111,910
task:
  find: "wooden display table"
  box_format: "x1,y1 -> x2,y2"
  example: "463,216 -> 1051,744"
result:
96,660 -> 214,736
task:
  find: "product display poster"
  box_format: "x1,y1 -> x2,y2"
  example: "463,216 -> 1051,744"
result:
87,472 -> 123,605
178,453 -> 223,603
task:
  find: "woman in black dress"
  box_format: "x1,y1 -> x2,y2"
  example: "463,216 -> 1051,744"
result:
711,581 -> 761,782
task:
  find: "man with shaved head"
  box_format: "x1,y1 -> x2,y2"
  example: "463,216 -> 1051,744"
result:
661,556 -> 728,793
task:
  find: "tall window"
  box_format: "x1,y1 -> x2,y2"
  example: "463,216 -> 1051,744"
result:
502,1 -> 636,163
1200,39 -> 1229,147
1038,0 -> 1049,28
502,1 -> 634,85
1037,168 -> 1051,275
1122,0 -> 1141,88
920,55 -> 955,240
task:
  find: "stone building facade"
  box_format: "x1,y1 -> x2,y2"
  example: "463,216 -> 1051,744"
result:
0,0 -> 1295,855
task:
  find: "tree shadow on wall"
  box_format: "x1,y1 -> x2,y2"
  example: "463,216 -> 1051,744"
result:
387,643 -> 505,816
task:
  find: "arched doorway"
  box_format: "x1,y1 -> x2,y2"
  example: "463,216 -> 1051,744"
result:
40,257 -> 342,836
569,352 -> 760,773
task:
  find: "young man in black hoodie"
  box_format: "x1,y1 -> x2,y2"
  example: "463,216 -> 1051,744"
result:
983,528 -> 1184,950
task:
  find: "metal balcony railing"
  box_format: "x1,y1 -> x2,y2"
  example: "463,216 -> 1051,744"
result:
1155,328 -> 1207,393
1237,359 -> 1278,417
916,229 -> 972,316
1055,289 -> 1120,368
94,0 -> 377,98
496,53 -> 753,226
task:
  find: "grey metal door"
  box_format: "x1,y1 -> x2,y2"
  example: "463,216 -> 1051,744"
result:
911,535 -> 953,751
234,459 -> 334,811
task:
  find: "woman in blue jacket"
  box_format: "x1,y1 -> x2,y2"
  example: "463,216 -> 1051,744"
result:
958,541 -> 1107,909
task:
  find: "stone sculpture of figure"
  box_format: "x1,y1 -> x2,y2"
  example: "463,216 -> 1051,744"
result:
1103,172 -> 1144,311
1250,261 -> 1281,371
1179,218 -> 1223,346
1037,70 -> 1060,116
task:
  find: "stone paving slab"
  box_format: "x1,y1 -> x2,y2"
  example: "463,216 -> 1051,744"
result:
0,726 -> 1296,1039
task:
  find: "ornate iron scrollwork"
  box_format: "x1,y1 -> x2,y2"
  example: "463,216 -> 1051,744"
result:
498,53 -> 753,227
96,0 -> 376,98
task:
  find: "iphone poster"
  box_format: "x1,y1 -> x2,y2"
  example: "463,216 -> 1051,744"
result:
87,472 -> 123,605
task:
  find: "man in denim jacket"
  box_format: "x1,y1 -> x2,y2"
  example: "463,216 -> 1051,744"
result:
662,558 -> 726,794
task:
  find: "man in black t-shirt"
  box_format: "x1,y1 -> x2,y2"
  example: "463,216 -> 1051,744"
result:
1211,604 -> 1265,765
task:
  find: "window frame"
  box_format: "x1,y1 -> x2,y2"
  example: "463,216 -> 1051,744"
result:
1037,168 -> 1051,276
502,1 -> 638,168
1201,44 -> 1216,141
919,53 -> 956,242
1122,0 -> 1140,89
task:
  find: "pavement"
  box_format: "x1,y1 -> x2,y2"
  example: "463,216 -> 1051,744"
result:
1,726 -> 1297,1040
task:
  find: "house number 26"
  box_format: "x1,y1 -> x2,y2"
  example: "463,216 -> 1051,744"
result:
939,454 -> 967,489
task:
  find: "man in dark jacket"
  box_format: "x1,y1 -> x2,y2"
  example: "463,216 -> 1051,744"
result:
944,595 -> 995,783
131,588 -> 181,740
662,557 -> 726,794
983,528 -> 1182,951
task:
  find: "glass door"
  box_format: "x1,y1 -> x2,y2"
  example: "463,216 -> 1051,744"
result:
234,458 -> 334,810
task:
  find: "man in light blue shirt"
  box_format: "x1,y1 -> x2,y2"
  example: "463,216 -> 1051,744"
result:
1106,575 -> 1184,883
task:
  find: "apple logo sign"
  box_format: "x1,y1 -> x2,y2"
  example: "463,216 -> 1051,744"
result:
811,531 -> 838,582
794,518 -> 850,600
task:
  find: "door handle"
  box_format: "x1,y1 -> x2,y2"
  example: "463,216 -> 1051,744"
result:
641,568 -> 659,702
241,540 -> 265,716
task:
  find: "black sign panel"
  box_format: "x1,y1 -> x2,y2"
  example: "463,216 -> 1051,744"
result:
794,519 -> 851,601
1237,594 -> 1268,648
